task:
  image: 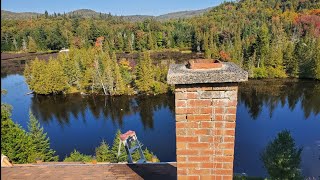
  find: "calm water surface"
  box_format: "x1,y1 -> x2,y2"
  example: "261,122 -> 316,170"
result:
1,74 -> 319,177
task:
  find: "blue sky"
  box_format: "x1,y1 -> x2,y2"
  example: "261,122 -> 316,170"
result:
1,0 -> 226,16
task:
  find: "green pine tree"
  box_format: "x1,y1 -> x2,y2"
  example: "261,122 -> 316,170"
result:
63,149 -> 92,162
135,51 -> 154,94
47,59 -> 68,94
28,36 -> 37,53
261,130 -> 303,180
112,52 -> 126,95
1,104 -> 35,164
110,130 -> 127,163
313,38 -> 320,80
95,140 -> 113,162
28,111 -> 58,162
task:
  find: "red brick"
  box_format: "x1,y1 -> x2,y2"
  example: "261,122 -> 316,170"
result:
188,156 -> 210,162
177,142 -> 187,149
213,169 -> 233,175
225,115 -> 236,121
199,149 -> 214,155
177,129 -> 187,136
225,129 -> 235,136
226,107 -> 236,114
223,163 -> 233,169
218,143 -> 234,149
177,122 -> 199,128
177,115 -> 187,121
187,115 -> 211,121
222,176 -> 233,180
188,169 -> 211,175
176,100 -> 187,107
188,100 -> 211,107
200,107 -> 212,114
214,107 -> 224,114
177,163 -> 199,168
199,136 -> 214,142
213,136 -> 223,143
177,136 -> 198,142
224,137 -> 235,142
214,156 -> 234,163
214,122 -> 223,128
214,149 -> 223,156
213,163 -> 223,169
215,129 -> 223,136
213,115 -> 223,121
188,143 -> 210,149
200,163 -> 214,168
225,122 -> 235,129
200,176 -> 214,180
223,149 -> 234,156
227,100 -> 237,106
178,175 -> 200,180
187,92 -> 198,99
200,122 -> 213,128
177,149 -> 199,156
186,108 -> 198,114
212,100 -> 226,106
176,108 -> 187,114
176,92 -> 187,99
177,156 -> 187,162
177,169 -> 187,175
194,129 -> 210,135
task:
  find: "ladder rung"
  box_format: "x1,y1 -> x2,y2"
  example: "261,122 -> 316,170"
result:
136,159 -> 146,163
129,145 -> 141,154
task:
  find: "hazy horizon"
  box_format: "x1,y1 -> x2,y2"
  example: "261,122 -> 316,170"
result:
1,0 -> 226,16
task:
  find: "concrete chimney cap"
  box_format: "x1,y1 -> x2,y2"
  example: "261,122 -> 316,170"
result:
167,62 -> 248,85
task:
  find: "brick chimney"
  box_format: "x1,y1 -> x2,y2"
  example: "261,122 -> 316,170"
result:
167,60 -> 248,180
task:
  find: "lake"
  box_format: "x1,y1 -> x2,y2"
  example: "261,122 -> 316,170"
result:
1,73 -> 319,178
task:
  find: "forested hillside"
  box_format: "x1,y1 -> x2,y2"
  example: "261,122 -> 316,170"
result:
2,0 -> 320,82
1,7 -> 210,21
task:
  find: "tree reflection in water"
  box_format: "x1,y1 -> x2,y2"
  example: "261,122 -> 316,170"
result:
30,79 -> 320,127
31,93 -> 175,129
239,79 -> 320,120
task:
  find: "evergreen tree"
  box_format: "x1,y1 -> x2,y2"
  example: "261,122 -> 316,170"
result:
110,130 -> 127,163
313,38 -> 320,80
147,32 -> 155,50
261,130 -> 302,180
203,32 -> 211,58
257,23 -> 270,69
46,25 -> 67,50
47,59 -> 68,94
24,58 -> 48,94
1,104 -> 35,164
34,26 -> 47,50
28,36 -> 37,52
112,52 -> 126,95
28,111 -> 58,162
284,42 -> 298,77
135,52 -> 154,93
44,10 -> 48,19
64,149 -> 92,162
100,51 -> 114,94
95,140 -> 113,162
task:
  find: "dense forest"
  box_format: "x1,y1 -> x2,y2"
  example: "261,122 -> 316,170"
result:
1,0 -> 320,94
23,49 -> 169,95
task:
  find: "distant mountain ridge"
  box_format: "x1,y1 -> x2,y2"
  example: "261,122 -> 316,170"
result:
1,8 -> 212,21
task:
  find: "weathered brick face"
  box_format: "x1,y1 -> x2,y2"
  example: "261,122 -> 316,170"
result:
175,83 -> 238,180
